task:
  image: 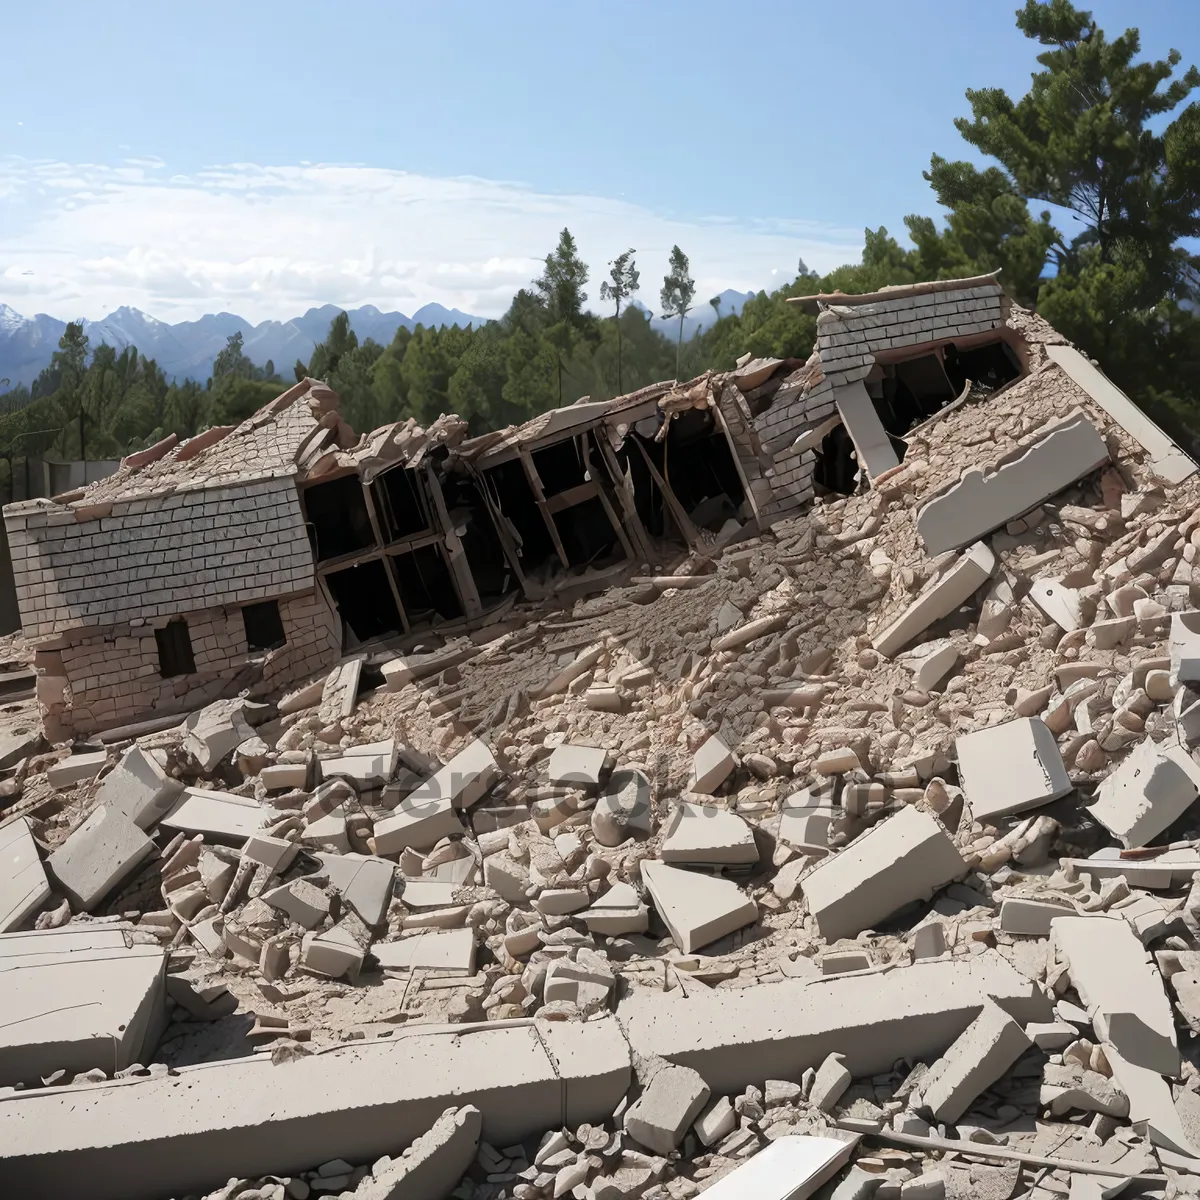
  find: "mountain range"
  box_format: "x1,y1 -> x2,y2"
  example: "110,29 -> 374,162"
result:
0,288 -> 757,389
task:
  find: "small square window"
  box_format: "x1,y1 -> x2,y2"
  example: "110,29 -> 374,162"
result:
242,600 -> 286,652
155,618 -> 195,678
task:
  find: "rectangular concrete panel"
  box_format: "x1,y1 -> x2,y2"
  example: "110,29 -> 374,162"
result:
1088,737 -> 1200,849
956,717 -> 1072,821
160,788 -> 266,842
916,411 -> 1109,556
1046,344 -> 1196,485
872,543 -> 995,658
0,1017 -> 631,1200
617,953 -> 1049,1097
801,807 -> 966,941
835,381 -> 901,480
0,925 -> 166,1087
0,818 -> 50,933
697,1134 -> 859,1200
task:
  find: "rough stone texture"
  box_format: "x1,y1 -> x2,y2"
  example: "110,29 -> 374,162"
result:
623,1063 -> 710,1155
356,1105 -> 481,1200
0,818 -> 50,933
46,805 -> 156,910
1089,736 -> 1200,849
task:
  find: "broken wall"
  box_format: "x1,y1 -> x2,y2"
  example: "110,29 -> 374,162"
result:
40,590 -> 339,735
5,476 -> 314,641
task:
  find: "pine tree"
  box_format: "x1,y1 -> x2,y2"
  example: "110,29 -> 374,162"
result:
659,245 -> 696,379
599,250 -> 639,395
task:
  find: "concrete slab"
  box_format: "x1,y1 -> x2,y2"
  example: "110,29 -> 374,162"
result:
581,882 -> 650,936
160,788 -> 265,843
696,1134 -> 859,1200
1052,916 -> 1179,1077
837,380 -> 901,480
1029,578 -> 1085,632
374,928 -> 477,975
46,805 -> 156,911
921,1000 -> 1031,1122
690,734 -> 735,795
96,745 -> 184,830
1045,344 -> 1196,484
1170,612 -> 1200,687
899,639 -> 960,692
182,700 -> 256,772
45,749 -> 107,789
873,543 -> 995,658
802,807 -> 966,941
641,860 -> 758,953
547,744 -> 609,788
916,411 -> 1109,555
309,852 -> 395,926
1088,737 -> 1200,848
660,802 -> 759,866
617,953 -> 1049,1097
956,717 -> 1072,821
0,925 -> 166,1087
0,818 -> 49,933
624,1063 -> 710,1155
0,1017 -> 632,1200
401,879 -> 460,909
999,896 -> 1077,935
358,1105 -> 481,1200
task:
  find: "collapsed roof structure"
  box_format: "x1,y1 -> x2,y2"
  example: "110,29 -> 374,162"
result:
5,275 -> 1200,1198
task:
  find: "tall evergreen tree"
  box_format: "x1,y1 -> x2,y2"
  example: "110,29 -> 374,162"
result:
659,245 -> 696,379
533,228 -> 592,404
599,249 -> 639,394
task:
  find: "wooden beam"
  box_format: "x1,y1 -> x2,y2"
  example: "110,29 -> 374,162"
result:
517,445 -> 571,569
423,464 -> 483,620
593,434 -> 653,564
360,483 -> 411,634
709,400 -> 763,532
631,436 -> 703,549
545,480 -> 600,515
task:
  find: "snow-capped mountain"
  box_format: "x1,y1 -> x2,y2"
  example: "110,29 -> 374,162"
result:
0,302 -> 487,388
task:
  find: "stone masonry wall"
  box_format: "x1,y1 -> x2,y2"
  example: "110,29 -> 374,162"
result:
38,589 -> 340,735
816,282 -> 1006,390
5,476 -> 314,641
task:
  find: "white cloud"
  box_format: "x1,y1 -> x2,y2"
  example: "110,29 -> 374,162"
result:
0,156 -> 864,323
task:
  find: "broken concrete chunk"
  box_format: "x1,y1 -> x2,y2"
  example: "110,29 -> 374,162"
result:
310,852 -> 395,926
373,928 -> 477,976
1052,916 -> 1179,1076
45,748 -> 107,790
873,543 -> 995,658
0,925 -> 166,1087
301,917 -> 369,980
1028,578 -> 1085,632
641,860 -> 757,953
698,1134 -> 859,1200
263,879 -> 330,929
591,769 -> 653,847
999,896 -> 1076,936
543,954 -> 615,1010
802,807 -> 966,942
182,700 -> 257,772
623,1063 -> 710,1155
357,1105 -> 482,1200
955,718 -> 1072,822
1088,736 -> 1200,848
660,802 -> 758,866
581,882 -> 649,936
1170,611 -> 1200,687
693,1094 -> 736,1147
47,805 -> 156,912
809,1052 -> 851,1111
95,746 -> 183,830
916,411 -> 1109,555
241,833 -> 298,875
0,817 -> 50,933
690,734 -> 734,795
160,788 -> 265,843
921,1000 -> 1031,1122
899,639 -> 960,692
547,743 -> 610,788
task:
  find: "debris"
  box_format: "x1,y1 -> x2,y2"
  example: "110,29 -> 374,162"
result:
1088,736 -> 1200,848
690,734 -> 735,795
373,928 -> 477,976
802,807 -> 966,941
624,1063 -> 710,1155
660,802 -> 758,865
955,718 -> 1072,821
0,817 -> 50,933
697,1133 -> 859,1200
640,859 -> 758,953
46,805 -> 156,911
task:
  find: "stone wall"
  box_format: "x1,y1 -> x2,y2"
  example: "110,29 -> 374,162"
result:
5,476 -> 314,641
36,589 -> 340,735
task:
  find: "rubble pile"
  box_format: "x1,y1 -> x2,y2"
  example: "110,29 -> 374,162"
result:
11,289 -> 1200,1200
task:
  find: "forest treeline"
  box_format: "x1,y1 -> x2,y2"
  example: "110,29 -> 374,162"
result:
4,0 -> 1200,484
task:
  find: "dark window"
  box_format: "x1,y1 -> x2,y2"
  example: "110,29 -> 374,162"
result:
302,474 -> 375,562
242,600 -> 286,651
326,559 -> 402,644
155,619 -> 195,677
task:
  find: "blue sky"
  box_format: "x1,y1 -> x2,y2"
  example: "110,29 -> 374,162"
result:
3,0 -> 1199,322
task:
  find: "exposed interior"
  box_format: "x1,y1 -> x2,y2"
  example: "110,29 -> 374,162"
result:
482,459 -> 557,573
530,437 -> 587,497
324,559 -> 401,646
241,600 -> 286,652
389,543 -> 463,622
662,409 -> 745,531
440,472 -> 514,604
372,466 -> 431,544
302,475 -> 375,562
155,618 -> 195,678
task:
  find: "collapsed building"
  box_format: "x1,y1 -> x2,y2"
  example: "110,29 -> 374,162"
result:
6,274 -> 1200,1199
